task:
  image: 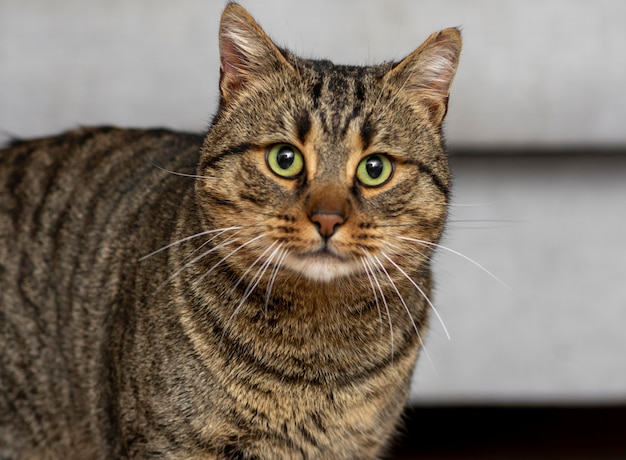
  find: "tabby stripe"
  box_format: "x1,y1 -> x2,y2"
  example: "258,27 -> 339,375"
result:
415,160 -> 450,199
359,115 -> 376,150
340,105 -> 362,138
310,412 -> 327,435
317,110 -> 330,135
16,257 -> 47,339
295,111 -> 312,143
222,445 -> 248,460
4,149 -> 30,194
55,135 -> 181,334
29,156 -> 67,238
219,390 -> 304,454
183,286 -> 417,388
311,78 -> 324,110
238,191 -> 266,207
198,143 -> 253,171
327,74 -> 349,96
0,371 -> 39,434
294,422 -> 320,449
354,78 -> 366,104
236,417 -> 303,453
207,196 -> 242,211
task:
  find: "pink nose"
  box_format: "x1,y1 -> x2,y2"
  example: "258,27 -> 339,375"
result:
309,212 -> 345,239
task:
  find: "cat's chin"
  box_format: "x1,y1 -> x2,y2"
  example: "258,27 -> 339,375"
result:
283,251 -> 360,283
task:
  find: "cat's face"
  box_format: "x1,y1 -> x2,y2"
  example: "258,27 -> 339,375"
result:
196,5 -> 460,284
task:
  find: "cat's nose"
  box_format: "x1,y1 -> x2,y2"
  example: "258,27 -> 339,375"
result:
305,182 -> 350,239
309,212 -> 345,239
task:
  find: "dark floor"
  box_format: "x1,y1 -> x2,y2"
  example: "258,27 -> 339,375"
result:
387,405 -> 626,459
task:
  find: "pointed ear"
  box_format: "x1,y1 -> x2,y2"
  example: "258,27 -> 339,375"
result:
386,28 -> 462,125
218,3 -> 292,101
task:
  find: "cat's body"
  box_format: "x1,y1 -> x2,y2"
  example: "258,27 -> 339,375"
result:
0,128 -> 203,458
0,4 -> 460,459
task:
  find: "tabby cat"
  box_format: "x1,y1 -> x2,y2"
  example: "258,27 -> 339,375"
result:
0,3 -> 461,459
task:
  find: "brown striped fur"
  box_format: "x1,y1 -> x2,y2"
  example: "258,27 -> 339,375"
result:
0,4 -> 461,459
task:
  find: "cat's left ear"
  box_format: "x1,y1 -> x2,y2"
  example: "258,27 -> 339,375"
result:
386,28 -> 462,125
218,3 -> 293,102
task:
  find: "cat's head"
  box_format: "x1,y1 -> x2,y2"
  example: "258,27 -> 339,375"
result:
196,3 -> 461,284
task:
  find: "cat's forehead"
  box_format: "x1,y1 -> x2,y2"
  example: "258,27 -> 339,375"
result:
295,56 -> 392,91
285,57 -> 392,139
301,58 -> 388,75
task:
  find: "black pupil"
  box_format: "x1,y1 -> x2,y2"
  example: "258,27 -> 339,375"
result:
366,156 -> 384,179
277,146 -> 295,169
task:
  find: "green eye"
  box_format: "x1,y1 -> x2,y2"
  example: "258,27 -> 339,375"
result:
266,144 -> 304,178
356,154 -> 393,187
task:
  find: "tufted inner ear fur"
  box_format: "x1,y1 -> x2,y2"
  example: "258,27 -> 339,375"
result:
218,3 -> 293,101
385,28 -> 462,125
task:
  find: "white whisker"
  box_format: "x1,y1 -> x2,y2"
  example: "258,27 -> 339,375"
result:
371,254 -> 435,371
222,242 -> 284,345
360,257 -> 384,338
157,233 -> 241,291
396,236 -> 508,289
151,162 -> 216,180
139,226 -> 242,261
448,201 -> 499,207
372,255 -> 420,340
381,252 -> 451,341
384,239 -> 431,264
237,242 -> 282,309
187,227 -> 251,260
361,251 -> 394,359
230,240 -> 279,295
193,233 -> 266,288
265,247 -> 289,314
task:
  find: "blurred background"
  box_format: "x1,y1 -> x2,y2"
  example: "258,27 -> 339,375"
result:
1,0 -> 625,457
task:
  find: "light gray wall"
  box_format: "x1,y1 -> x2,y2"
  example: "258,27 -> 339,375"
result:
2,0 -> 625,146
412,154 -> 626,404
2,1 -> 625,403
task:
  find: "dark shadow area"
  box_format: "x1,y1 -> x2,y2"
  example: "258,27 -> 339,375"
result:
388,405 -> 626,459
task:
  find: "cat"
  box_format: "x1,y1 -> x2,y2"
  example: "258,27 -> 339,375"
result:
0,3 -> 461,459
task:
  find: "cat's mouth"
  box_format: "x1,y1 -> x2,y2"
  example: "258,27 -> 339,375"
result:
300,246 -> 347,262
281,246 -> 357,282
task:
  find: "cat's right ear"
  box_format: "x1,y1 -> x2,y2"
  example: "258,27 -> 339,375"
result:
385,28 -> 462,126
218,3 -> 292,102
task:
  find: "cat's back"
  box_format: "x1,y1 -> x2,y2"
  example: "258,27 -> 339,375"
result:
1,126 -> 203,230
0,126 -> 203,277
0,126 -> 202,457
